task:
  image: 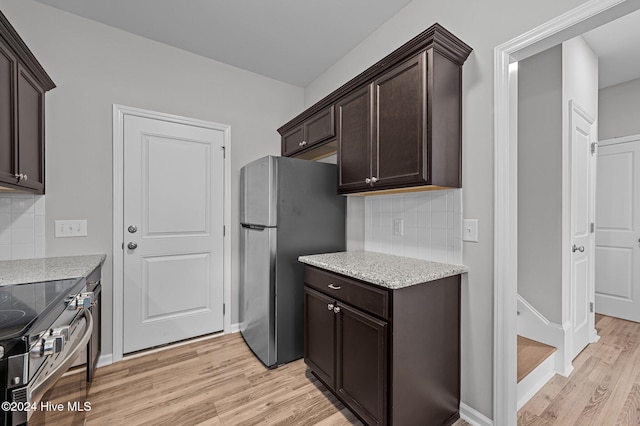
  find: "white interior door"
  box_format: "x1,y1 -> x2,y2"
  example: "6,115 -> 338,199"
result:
568,102 -> 596,360
595,136 -> 640,322
123,115 -> 225,353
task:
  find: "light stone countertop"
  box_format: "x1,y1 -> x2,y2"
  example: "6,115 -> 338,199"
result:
0,254 -> 106,285
298,251 -> 467,290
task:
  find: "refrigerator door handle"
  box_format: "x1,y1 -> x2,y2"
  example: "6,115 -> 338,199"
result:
241,224 -> 267,230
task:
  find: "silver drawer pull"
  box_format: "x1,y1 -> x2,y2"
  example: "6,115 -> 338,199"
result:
327,303 -> 334,311
333,306 -> 341,314
328,284 -> 341,290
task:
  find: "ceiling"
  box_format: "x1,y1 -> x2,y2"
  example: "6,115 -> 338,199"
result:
31,0 -> 640,89
33,0 -> 413,87
581,8 -> 640,89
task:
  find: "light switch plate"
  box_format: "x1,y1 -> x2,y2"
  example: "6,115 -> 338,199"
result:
55,220 -> 87,238
463,219 -> 478,242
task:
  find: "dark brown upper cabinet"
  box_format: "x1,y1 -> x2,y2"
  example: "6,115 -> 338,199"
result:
0,11 -> 55,194
281,105 -> 335,158
336,85 -> 372,192
278,24 -> 471,195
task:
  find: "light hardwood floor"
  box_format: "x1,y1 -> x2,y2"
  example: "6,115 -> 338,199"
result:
38,332 -> 470,425
518,314 -> 640,425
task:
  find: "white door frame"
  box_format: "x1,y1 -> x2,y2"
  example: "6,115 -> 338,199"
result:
493,0 -> 640,424
112,104 -> 232,363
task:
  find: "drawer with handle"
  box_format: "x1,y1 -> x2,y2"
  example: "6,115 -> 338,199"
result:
304,266 -> 389,319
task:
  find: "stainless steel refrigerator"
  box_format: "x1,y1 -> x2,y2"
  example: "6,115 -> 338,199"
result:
239,155 -> 345,368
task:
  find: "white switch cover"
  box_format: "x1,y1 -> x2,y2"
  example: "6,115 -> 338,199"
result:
463,219 -> 478,242
393,219 -> 404,236
55,220 -> 88,238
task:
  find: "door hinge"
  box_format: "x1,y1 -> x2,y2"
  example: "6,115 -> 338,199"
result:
591,142 -> 598,155
121,242 -> 124,250
221,146 -> 226,158
590,222 -> 595,233
590,302 -> 594,313
223,304 -> 226,315
223,225 -> 226,236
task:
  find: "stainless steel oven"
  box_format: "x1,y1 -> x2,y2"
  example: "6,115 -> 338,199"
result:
0,278 -> 94,426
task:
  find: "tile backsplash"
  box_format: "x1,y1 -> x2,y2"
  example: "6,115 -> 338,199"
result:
364,189 -> 462,264
0,194 -> 45,261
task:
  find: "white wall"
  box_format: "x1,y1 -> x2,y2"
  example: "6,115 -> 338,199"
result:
599,77 -> 640,140
563,37 -> 599,121
0,194 -> 45,260
518,45 -> 563,324
0,0 -> 304,356
304,0 -> 590,418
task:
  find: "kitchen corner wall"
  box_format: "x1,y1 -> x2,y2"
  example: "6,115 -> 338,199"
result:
0,194 -> 46,261
363,189 -> 462,264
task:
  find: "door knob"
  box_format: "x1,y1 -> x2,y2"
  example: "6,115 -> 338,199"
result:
127,242 -> 138,250
128,225 -> 137,233
572,244 -> 585,253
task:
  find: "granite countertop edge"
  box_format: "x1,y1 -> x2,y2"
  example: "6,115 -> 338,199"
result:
0,254 -> 107,286
298,251 -> 467,290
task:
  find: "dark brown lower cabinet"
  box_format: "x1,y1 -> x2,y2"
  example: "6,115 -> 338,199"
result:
304,266 -> 461,426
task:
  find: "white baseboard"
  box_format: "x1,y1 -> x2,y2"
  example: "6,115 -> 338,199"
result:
97,353 -> 113,368
228,322 -> 241,333
517,352 -> 555,410
517,295 -> 572,376
460,402 -> 493,426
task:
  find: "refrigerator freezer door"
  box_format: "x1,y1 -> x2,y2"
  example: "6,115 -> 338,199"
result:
240,224 -> 277,366
240,156 -> 277,227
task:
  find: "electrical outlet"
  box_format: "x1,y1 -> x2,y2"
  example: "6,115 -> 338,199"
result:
55,220 -> 88,238
463,219 -> 478,242
393,219 -> 404,236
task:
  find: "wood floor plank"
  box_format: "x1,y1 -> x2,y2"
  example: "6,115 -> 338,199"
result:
521,315 -> 640,426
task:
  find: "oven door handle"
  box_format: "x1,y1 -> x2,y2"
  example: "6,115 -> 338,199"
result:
28,309 -> 93,406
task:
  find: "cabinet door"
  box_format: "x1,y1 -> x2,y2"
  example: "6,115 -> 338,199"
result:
16,63 -> 44,192
336,303 -> 387,426
373,52 -> 427,188
337,84 -> 372,193
282,125 -> 305,156
304,287 -> 337,388
304,105 -> 335,146
0,39 -> 16,184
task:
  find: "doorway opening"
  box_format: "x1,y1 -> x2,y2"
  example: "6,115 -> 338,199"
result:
494,0 -> 640,424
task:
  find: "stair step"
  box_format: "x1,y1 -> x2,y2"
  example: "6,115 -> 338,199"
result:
517,335 -> 556,383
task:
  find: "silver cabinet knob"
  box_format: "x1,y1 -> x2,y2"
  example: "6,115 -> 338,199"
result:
327,303 -> 334,311
127,242 -> 138,250
572,244 -> 585,253
365,177 -> 371,184
370,176 -> 378,183
128,225 -> 138,233
23,174 -> 27,181
333,306 -> 341,314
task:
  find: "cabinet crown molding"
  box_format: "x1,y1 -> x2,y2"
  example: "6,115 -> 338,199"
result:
278,23 -> 471,135
0,11 -> 56,92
